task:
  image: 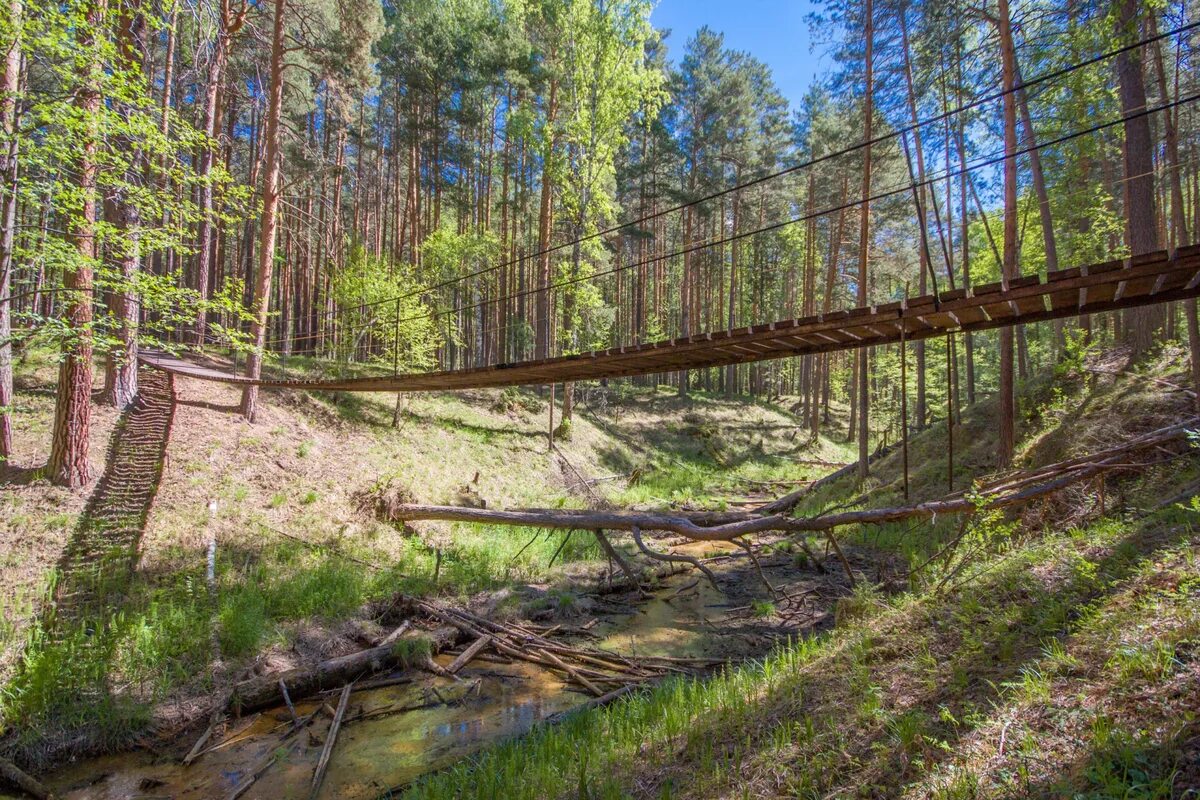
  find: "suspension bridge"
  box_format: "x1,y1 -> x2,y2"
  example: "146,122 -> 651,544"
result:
141,244 -> 1200,392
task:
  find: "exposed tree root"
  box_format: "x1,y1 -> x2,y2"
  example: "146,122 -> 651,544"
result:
629,525 -> 720,590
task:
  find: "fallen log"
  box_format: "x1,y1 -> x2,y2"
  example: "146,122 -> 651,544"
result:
536,648 -> 604,696
947,418 -> 1199,500
386,430 -> 1192,542
0,758 -> 54,800
231,625 -> 461,713
446,635 -> 492,675
544,683 -> 642,725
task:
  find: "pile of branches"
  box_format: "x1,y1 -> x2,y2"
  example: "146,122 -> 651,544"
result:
174,591 -> 715,800
416,600 -> 722,698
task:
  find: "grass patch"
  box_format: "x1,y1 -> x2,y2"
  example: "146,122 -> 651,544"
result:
391,636 -> 432,668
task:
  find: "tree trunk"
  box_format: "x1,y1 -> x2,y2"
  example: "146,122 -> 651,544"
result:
679,203 -> 692,397
102,0 -> 146,409
239,0 -> 286,422
1148,18 -> 1198,407
193,2 -> 244,344
725,187 -> 740,398
1115,0 -> 1162,354
855,0 -> 874,480
534,74 -> 557,361
50,0 -> 107,488
996,0 -> 1018,467
0,0 -> 20,464
957,114 -> 975,405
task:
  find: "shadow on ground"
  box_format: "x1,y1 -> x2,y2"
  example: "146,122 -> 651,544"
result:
48,367 -> 176,633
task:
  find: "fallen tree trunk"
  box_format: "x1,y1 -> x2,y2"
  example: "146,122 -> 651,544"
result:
387,426 -> 1194,541
231,624 -> 462,713
0,758 -> 54,800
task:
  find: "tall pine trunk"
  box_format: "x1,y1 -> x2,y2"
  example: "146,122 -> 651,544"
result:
1115,0 -> 1162,354
239,0 -> 286,422
1149,18 -> 1198,407
534,75 -> 557,362
102,0 -> 146,409
50,0 -> 107,487
996,0 -> 1018,467
855,0 -> 874,480
0,0 -> 20,464
193,1 -> 245,344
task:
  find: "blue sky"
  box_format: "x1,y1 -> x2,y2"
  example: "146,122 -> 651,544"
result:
650,0 -> 830,110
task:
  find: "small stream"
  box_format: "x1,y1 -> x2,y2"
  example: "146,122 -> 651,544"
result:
42,542 -> 836,799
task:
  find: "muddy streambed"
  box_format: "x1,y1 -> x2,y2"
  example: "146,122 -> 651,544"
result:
39,540 -> 854,799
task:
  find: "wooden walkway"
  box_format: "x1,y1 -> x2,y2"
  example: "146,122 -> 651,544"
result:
141,245 -> 1200,392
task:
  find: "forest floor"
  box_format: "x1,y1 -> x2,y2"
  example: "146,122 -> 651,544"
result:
1,341 -> 1198,799
393,342 -> 1200,800
0,345 -> 854,770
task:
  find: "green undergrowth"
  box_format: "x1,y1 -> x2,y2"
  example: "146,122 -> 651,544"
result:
595,388 -> 856,508
793,344 -> 1200,572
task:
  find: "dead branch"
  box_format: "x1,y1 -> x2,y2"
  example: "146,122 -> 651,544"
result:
734,538 -> 778,596
824,532 -> 856,588
309,683 -> 351,800
629,525 -> 720,589
279,679 -> 300,728
592,529 -> 644,591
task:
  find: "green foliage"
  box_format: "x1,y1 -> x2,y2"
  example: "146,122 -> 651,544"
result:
750,599 -> 775,618
219,587 -> 268,658
1075,719 -> 1182,800
9,1 -> 255,358
331,244 -> 442,371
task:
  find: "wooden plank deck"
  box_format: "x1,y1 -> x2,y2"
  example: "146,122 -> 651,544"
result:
141,245 -> 1200,393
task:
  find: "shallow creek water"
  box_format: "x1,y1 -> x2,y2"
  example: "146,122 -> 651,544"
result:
41,541 -> 822,799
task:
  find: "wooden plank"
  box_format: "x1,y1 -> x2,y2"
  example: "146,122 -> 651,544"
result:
1081,280 -> 1118,308
982,299 -> 1017,319
922,311 -> 959,329
951,304 -> 989,325
1117,273 -> 1159,300
1014,293 -> 1047,315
